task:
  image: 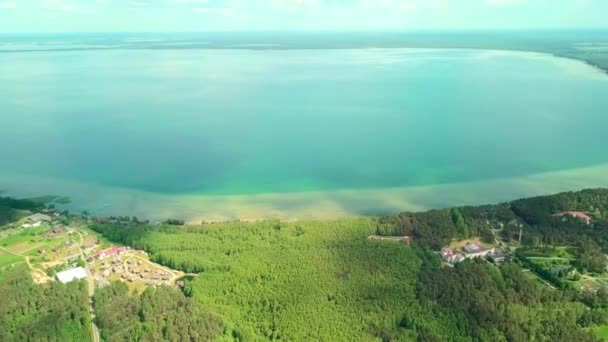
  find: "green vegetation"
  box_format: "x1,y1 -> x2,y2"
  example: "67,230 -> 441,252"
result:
417,259 -> 597,341
0,265 -> 92,341
0,196 -> 45,227
0,250 -> 23,269
594,325 -> 608,340
93,218 -> 429,340
94,281 -> 223,341
380,188 -> 608,251
92,207 -> 606,341
1,188 -> 608,341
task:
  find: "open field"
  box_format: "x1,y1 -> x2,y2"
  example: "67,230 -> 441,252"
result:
0,249 -> 23,269
518,246 -> 576,259
0,226 -> 48,246
448,238 -> 494,250
574,275 -> 608,292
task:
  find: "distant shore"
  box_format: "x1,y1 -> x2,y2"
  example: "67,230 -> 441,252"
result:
2,44 -> 607,75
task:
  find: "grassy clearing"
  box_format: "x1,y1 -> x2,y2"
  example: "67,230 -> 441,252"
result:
448,238 -> 492,249
595,325 -> 608,340
0,227 -> 53,253
521,269 -> 555,289
518,246 -> 576,259
0,250 -> 23,269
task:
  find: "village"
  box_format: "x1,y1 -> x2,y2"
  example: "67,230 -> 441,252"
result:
88,246 -> 184,290
0,210 -> 184,292
1,206 -> 604,295
441,241 -> 505,264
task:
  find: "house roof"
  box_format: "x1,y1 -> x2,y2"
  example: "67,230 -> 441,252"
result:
56,267 -> 88,284
464,243 -> 482,253
555,211 -> 592,223
96,247 -> 125,257
26,213 -> 51,222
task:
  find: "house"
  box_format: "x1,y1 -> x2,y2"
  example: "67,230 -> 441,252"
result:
441,247 -> 454,262
441,247 -> 467,263
44,225 -> 67,239
21,221 -> 42,229
26,213 -> 51,224
52,225 -> 66,234
489,252 -> 506,263
452,253 -> 466,263
463,243 -> 494,259
464,243 -> 482,254
96,247 -> 126,260
56,267 -> 88,284
555,211 -> 592,225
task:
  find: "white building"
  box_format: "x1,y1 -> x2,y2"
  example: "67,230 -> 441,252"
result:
463,243 -> 494,259
56,267 -> 88,284
26,213 -> 51,224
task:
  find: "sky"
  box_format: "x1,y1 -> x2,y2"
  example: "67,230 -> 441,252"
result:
0,0 -> 607,33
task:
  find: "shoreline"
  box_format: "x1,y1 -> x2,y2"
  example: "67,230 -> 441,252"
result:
2,163 -> 608,224
1,44 -> 607,75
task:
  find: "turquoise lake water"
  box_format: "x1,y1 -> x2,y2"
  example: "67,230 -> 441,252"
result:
1,44 -> 608,220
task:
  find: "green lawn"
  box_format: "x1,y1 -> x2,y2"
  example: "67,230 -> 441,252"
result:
0,250 -> 24,269
521,269 -> 555,289
0,226 -> 50,248
595,325 -> 608,340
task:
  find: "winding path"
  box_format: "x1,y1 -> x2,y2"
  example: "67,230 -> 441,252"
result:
0,245 -> 53,282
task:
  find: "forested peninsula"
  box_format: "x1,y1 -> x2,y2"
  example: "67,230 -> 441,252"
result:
2,188 -> 608,341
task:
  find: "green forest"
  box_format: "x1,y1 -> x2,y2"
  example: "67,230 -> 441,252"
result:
89,189 -> 608,341
2,188 -> 608,340
0,196 -> 45,226
94,281 -> 223,341
0,265 -> 92,341
378,188 -> 608,250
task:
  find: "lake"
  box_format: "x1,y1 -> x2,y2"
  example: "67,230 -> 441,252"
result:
1,44 -> 608,221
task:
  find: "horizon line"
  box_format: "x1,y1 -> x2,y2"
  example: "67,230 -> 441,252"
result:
2,27 -> 608,35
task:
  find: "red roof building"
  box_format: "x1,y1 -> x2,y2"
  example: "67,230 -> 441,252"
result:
555,211 -> 592,225
96,247 -> 126,260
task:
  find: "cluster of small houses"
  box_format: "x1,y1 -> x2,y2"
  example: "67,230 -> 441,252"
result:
20,213 -> 54,228
92,247 -> 173,287
441,242 -> 505,264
